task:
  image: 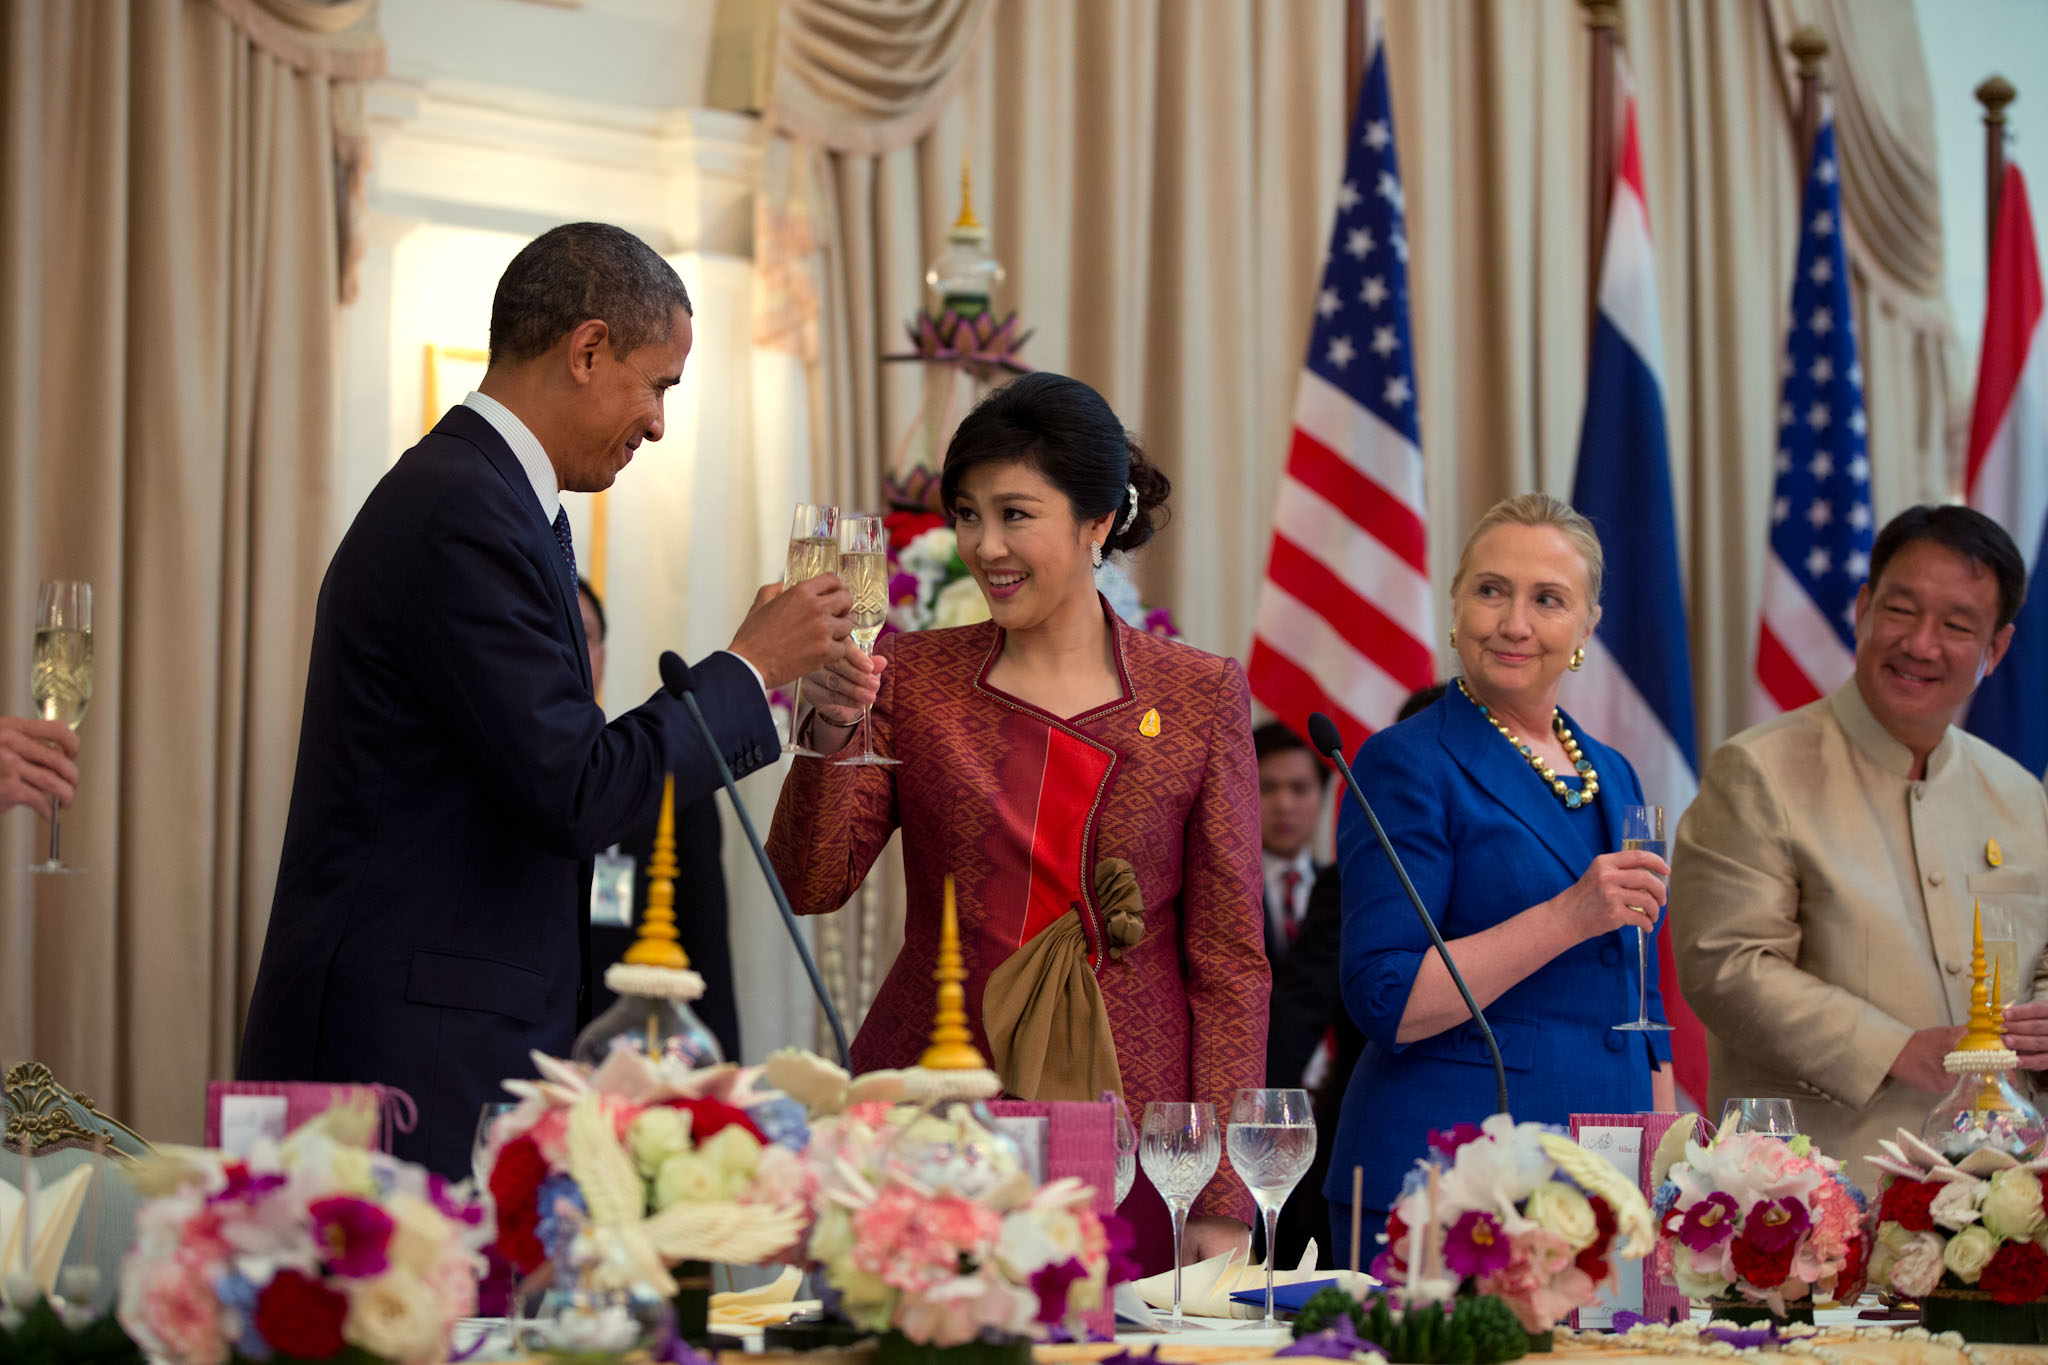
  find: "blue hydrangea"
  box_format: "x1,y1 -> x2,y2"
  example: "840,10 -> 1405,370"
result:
535,1173 -> 588,1260
747,1096 -> 811,1151
1652,1180 -> 1681,1218
1398,1166 -> 1428,1202
213,1270 -> 271,1361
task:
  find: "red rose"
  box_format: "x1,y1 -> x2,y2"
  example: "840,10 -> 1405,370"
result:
489,1135 -> 548,1273
1729,1233 -> 1795,1290
664,1097 -> 765,1144
254,1268 -> 349,1359
1383,1211 -> 1409,1268
1576,1195 -> 1617,1281
1836,1232 -> 1869,1302
883,510 -> 946,544
1982,1240 -> 2048,1306
1878,1177 -> 1939,1233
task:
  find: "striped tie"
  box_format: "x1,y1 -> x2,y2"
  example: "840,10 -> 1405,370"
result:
552,506 -> 576,579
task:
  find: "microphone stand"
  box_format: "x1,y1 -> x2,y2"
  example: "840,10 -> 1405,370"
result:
662,652 -> 850,1066
1309,712 -> 1508,1115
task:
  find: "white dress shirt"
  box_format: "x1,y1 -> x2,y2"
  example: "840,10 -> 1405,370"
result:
1262,846 -> 1315,944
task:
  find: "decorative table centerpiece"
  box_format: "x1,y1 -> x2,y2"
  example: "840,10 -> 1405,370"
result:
1651,1126 -> 1868,1324
1372,1117 -> 1654,1345
116,1102 -> 491,1365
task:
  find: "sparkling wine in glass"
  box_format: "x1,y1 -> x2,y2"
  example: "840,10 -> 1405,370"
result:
782,503 -> 839,757
1139,1101 -> 1220,1329
1107,1091 -> 1138,1207
1613,804 -> 1672,1032
833,514 -> 899,767
29,580 -> 91,876
1228,1088 -> 1316,1328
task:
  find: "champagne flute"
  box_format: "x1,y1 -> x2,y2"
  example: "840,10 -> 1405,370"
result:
1107,1091 -> 1138,1206
1613,804 -> 1672,1032
782,503 -> 839,757
1139,1101 -> 1220,1328
1228,1088 -> 1316,1328
29,580 -> 91,875
1983,905 -> 2020,1008
832,514 -> 899,767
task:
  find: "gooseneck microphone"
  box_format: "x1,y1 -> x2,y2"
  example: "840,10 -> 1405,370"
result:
1307,710 -> 1508,1116
660,651 -> 850,1067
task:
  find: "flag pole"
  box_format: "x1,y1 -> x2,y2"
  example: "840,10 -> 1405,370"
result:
1790,26 -> 1828,173
1345,0 -> 1367,129
1978,75 -> 2016,260
1582,0 -> 1620,352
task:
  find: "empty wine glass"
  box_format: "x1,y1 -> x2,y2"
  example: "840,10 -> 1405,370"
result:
1613,804 -> 1673,1033
29,580 -> 91,875
1228,1088 -> 1316,1328
1139,1101 -> 1220,1329
1106,1091 -> 1137,1207
1719,1097 -> 1798,1138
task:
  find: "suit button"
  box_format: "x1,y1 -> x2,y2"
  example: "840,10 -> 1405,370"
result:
1913,785 -> 1926,801
1600,942 -> 1622,967
1947,959 -> 1965,976
1604,1033 -> 1626,1053
1928,871 -> 1945,886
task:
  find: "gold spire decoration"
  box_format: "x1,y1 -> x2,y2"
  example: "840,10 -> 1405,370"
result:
1956,901 -> 2004,1053
952,154 -> 982,234
623,774 -> 690,970
920,876 -> 987,1070
1978,960 -> 2014,1110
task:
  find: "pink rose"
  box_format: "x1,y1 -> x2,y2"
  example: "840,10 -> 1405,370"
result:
140,1258 -> 228,1365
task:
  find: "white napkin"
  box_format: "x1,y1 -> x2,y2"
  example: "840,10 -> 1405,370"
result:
709,1265 -> 817,1328
1134,1241 -> 1356,1320
0,1166 -> 92,1294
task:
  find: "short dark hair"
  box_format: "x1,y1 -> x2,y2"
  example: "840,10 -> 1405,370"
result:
576,576 -> 607,643
1253,722 -> 1328,785
488,222 -> 693,366
1867,504 -> 2026,629
939,372 -> 1171,556
1397,682 -> 1447,723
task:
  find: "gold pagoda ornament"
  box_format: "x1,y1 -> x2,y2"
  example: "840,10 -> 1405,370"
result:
1923,902 -> 2045,1161
571,774 -> 724,1069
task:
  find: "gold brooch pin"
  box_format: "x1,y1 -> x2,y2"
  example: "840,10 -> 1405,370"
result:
1988,838 -> 2004,869
1139,708 -> 1161,738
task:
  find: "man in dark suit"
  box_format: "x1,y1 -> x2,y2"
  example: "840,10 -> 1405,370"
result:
240,223 -> 865,1177
577,578 -> 739,1057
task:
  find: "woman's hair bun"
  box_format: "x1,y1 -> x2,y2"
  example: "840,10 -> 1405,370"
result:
1106,432 -> 1171,554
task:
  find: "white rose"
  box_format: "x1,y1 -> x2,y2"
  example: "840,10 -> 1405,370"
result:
627,1107 -> 693,1180
384,1195 -> 454,1276
1930,1179 -> 1983,1231
1943,1224 -> 1998,1284
1672,1254 -> 1732,1301
1524,1180 -> 1600,1251
343,1270 -> 446,1363
1880,1227 -> 1947,1299
1982,1168 -> 2045,1241
929,575 -> 991,630
654,1152 -> 720,1208
699,1124 -> 763,1197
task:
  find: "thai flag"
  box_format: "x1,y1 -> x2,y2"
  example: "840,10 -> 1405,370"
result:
1565,72 -> 1706,1104
1964,163 -> 2048,776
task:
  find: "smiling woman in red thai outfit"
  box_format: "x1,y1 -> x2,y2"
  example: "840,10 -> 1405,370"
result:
768,372 -> 1268,1268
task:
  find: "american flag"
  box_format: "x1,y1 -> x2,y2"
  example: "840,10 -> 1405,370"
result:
1754,111 -> 1873,718
1249,27 -> 1433,745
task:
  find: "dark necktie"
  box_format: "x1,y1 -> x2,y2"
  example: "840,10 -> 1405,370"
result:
553,506 -> 576,579
1282,868 -> 1303,944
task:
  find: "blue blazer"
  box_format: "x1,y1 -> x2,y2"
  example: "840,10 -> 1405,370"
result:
239,405 -> 779,1177
1322,685 -> 1671,1215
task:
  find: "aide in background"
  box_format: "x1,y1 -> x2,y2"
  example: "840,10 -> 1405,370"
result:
769,372 -> 1267,1270
241,223 -> 859,1178
0,716 -> 78,814
578,578 -> 739,1057
1672,505 -> 2048,1172
1324,494 -> 1673,1256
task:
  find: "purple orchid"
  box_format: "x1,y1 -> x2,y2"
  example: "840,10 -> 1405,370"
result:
1741,1196 -> 1812,1253
1675,1191 -> 1742,1252
1030,1258 -> 1089,1325
1427,1123 -> 1485,1159
1277,1316 -> 1384,1359
1444,1210 -> 1512,1279
211,1162 -> 288,1206
307,1195 -> 395,1278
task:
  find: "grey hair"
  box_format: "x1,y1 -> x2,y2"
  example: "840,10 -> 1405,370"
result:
1451,492 -> 1605,607
488,222 -> 693,365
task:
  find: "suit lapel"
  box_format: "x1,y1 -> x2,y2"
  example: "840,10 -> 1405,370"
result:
433,405 -> 590,689
1439,683 -> 1597,879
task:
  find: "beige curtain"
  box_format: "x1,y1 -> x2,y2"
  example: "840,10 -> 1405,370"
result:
0,0 -> 375,1144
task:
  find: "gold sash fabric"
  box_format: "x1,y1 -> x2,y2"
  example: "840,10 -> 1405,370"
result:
983,908 -> 1123,1102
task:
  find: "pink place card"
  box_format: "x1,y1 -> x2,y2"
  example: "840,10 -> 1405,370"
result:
1568,1111 -> 1701,1330
987,1098 -> 1117,1337
205,1081 -> 416,1155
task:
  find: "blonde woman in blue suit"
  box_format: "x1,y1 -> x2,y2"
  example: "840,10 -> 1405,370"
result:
1324,494 -> 1676,1251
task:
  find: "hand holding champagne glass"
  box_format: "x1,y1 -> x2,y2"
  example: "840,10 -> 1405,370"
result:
1139,1100 -> 1220,1328
782,503 -> 839,756
1227,1088 -> 1316,1328
29,580 -> 91,875
1613,804 -> 1671,1032
833,514 -> 898,767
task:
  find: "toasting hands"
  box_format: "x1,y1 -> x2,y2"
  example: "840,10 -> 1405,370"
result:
729,577 -> 854,690
0,715 -> 80,814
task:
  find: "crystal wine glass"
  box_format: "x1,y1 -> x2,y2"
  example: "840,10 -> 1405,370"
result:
29,580 -> 91,875
1719,1097 -> 1798,1138
1613,804 -> 1672,1032
1140,1100 -> 1220,1328
1107,1091 -> 1137,1206
782,503 -> 838,756
473,1101 -> 518,1187
833,514 -> 899,767
1228,1088 -> 1316,1328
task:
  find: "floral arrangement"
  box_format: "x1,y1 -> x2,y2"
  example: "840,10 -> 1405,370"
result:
480,1049 -> 813,1296
1375,1116 -> 1655,1333
880,468 -> 1182,639
1651,1129 -> 1868,1314
1866,1127 -> 2048,1305
117,1106 -> 491,1365
802,1096 -> 1136,1345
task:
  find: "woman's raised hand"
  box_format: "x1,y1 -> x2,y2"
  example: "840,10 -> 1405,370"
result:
1549,848 -> 1670,943
801,644 -> 886,730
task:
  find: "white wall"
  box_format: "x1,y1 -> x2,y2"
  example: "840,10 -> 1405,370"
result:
381,0 -> 715,112
1915,0 -> 2048,377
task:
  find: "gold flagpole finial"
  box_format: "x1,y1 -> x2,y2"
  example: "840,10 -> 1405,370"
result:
953,154 -> 982,234
920,876 -> 987,1070
623,774 -> 690,970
